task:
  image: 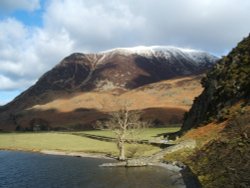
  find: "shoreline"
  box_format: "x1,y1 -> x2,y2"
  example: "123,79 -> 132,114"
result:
0,148 -> 182,171
40,149 -> 116,160
0,148 -> 116,160
39,149 -> 184,173
1,148 -> 201,187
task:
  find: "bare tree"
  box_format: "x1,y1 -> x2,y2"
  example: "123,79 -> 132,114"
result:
96,101 -> 149,160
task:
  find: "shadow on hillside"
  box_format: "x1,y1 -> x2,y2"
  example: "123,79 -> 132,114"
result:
141,107 -> 186,126
3,106 -> 185,133
8,108 -> 109,131
127,56 -> 205,89
126,56 -> 169,88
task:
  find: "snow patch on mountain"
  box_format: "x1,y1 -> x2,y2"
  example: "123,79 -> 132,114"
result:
101,45 -> 218,65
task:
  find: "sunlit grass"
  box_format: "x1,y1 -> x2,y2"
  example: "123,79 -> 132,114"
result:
0,127 -> 180,157
0,133 -> 117,154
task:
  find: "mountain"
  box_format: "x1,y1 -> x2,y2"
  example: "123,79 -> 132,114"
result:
0,46 -> 217,131
181,35 -> 250,132
172,35 -> 250,187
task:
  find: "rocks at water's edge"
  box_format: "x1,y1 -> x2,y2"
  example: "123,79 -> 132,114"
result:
100,139 -> 196,167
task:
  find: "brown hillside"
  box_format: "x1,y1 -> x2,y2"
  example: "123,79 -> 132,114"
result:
3,75 -> 203,131
0,46 -> 217,131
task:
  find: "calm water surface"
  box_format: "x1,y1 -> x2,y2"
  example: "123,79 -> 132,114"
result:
0,151 -> 184,188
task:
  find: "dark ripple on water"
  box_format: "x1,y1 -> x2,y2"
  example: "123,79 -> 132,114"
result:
0,151 -> 184,188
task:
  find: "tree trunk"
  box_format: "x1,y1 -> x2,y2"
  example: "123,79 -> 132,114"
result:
118,139 -> 125,160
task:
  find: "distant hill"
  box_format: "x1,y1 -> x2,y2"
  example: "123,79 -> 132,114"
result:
0,46 -> 217,131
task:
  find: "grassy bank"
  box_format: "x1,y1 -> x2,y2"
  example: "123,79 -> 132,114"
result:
0,127 -> 179,158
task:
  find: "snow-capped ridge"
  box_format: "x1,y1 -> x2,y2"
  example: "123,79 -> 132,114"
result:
101,45 -> 202,54
100,45 -> 218,65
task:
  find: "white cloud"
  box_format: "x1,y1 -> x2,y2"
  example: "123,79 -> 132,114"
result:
0,0 -> 250,96
120,0 -> 250,54
43,0 -> 145,51
0,18 -> 74,90
0,0 -> 40,12
40,0 -> 250,54
0,74 -> 34,90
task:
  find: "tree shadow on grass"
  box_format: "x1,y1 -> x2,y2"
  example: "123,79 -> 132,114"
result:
71,132 -> 172,149
71,132 -> 116,142
71,132 -> 147,144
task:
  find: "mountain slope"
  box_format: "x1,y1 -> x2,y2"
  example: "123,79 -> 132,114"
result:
7,46 -> 217,107
181,35 -> 250,132
1,75 -> 204,131
0,46 -> 217,131
170,34 -> 250,187
28,46 -> 218,90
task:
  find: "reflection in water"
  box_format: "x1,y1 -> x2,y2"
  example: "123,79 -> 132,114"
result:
0,151 -> 184,188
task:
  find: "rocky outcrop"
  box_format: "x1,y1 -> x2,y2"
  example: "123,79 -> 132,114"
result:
100,140 -> 196,167
181,34 -> 250,132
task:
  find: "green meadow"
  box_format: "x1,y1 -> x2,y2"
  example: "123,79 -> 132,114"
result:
0,127 -> 179,158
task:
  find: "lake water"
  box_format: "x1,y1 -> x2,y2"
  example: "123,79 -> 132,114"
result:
0,151 -> 185,188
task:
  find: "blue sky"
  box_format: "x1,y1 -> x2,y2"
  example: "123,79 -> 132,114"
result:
0,0 -> 250,105
9,8 -> 43,27
0,90 -> 22,105
0,0 -> 43,25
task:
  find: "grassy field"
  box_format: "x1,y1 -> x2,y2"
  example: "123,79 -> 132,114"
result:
0,127 -> 179,158
72,127 -> 179,140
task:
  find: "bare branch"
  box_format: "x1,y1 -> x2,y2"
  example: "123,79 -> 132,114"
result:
95,99 -> 150,160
